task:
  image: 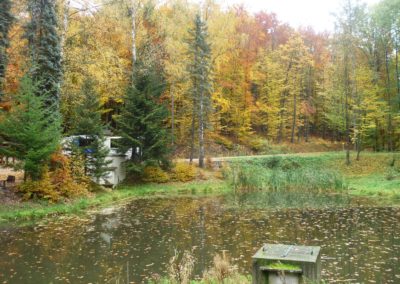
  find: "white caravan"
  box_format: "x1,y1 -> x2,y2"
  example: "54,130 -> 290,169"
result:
62,136 -> 132,187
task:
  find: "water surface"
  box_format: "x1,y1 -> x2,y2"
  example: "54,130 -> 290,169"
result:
0,192 -> 399,283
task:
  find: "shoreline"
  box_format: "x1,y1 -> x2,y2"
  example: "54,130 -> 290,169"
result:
0,180 -> 229,225
1,151 -> 399,224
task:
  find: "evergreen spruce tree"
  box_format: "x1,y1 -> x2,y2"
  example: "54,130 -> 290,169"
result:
0,0 -> 14,99
0,76 -> 61,181
69,77 -> 110,184
116,49 -> 170,173
25,0 -> 62,107
187,14 -> 212,168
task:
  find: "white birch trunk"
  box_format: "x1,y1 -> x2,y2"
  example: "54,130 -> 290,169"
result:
131,0 -> 137,65
61,0 -> 70,61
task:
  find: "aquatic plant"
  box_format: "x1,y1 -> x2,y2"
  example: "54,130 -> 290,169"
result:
203,252 -> 238,281
150,251 -> 250,284
167,250 -> 195,284
224,156 -> 347,192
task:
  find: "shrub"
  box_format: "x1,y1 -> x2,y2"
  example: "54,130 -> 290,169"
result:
213,134 -> 234,150
50,152 -> 89,197
171,163 -> 196,182
18,153 -> 90,203
248,138 -> 269,153
239,136 -> 271,153
143,166 -> 170,183
19,166 -> 59,202
68,151 -> 92,191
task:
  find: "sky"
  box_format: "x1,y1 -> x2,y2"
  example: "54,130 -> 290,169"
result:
70,0 -> 381,32
218,0 -> 381,31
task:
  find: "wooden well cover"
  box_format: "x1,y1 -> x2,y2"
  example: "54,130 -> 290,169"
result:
253,244 -> 320,263
252,244 -> 321,284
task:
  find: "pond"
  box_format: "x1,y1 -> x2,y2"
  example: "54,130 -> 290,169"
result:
0,191 -> 399,283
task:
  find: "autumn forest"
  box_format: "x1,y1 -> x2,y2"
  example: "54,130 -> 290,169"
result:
1,0 -> 399,164
1,0 -> 400,283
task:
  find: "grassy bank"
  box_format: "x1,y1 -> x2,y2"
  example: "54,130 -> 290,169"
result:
223,151 -> 400,199
224,154 -> 347,192
0,180 -> 229,223
1,151 -> 398,223
324,152 -> 400,200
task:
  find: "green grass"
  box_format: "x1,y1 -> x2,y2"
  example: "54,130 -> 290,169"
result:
348,174 -> 400,200
0,180 -> 230,224
224,153 -> 347,192
1,151 -> 399,224
223,151 -> 400,200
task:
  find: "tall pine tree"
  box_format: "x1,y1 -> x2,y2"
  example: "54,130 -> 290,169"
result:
0,0 -> 14,99
0,76 -> 61,181
188,14 -> 212,168
69,77 -> 110,184
116,48 -> 170,172
26,0 -> 62,107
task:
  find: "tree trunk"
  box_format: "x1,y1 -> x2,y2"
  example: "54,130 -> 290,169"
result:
396,42 -> 400,110
344,56 -> 351,166
277,89 -> 286,143
356,138 -> 361,161
189,100 -> 196,164
131,0 -> 137,65
198,90 -> 205,168
60,0 -> 70,61
375,118 -> 379,152
0,50 -> 6,100
277,60 -> 293,143
170,86 -> 175,147
385,47 -> 393,152
297,125 -> 301,143
305,116 -> 309,142
291,92 -> 297,143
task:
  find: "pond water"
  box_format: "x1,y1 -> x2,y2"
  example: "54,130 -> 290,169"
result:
0,191 -> 399,283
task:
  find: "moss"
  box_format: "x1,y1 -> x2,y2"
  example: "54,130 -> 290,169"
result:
267,261 -> 302,271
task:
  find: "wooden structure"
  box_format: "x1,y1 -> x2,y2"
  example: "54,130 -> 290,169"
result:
252,244 -> 321,284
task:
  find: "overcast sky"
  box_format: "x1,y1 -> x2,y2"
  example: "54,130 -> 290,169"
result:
71,0 -> 381,32
218,0 -> 380,31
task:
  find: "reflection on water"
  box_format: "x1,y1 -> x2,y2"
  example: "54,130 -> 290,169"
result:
224,191 -> 358,209
0,192 -> 399,283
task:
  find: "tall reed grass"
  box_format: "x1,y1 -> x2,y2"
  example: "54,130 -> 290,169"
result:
224,156 -> 347,192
